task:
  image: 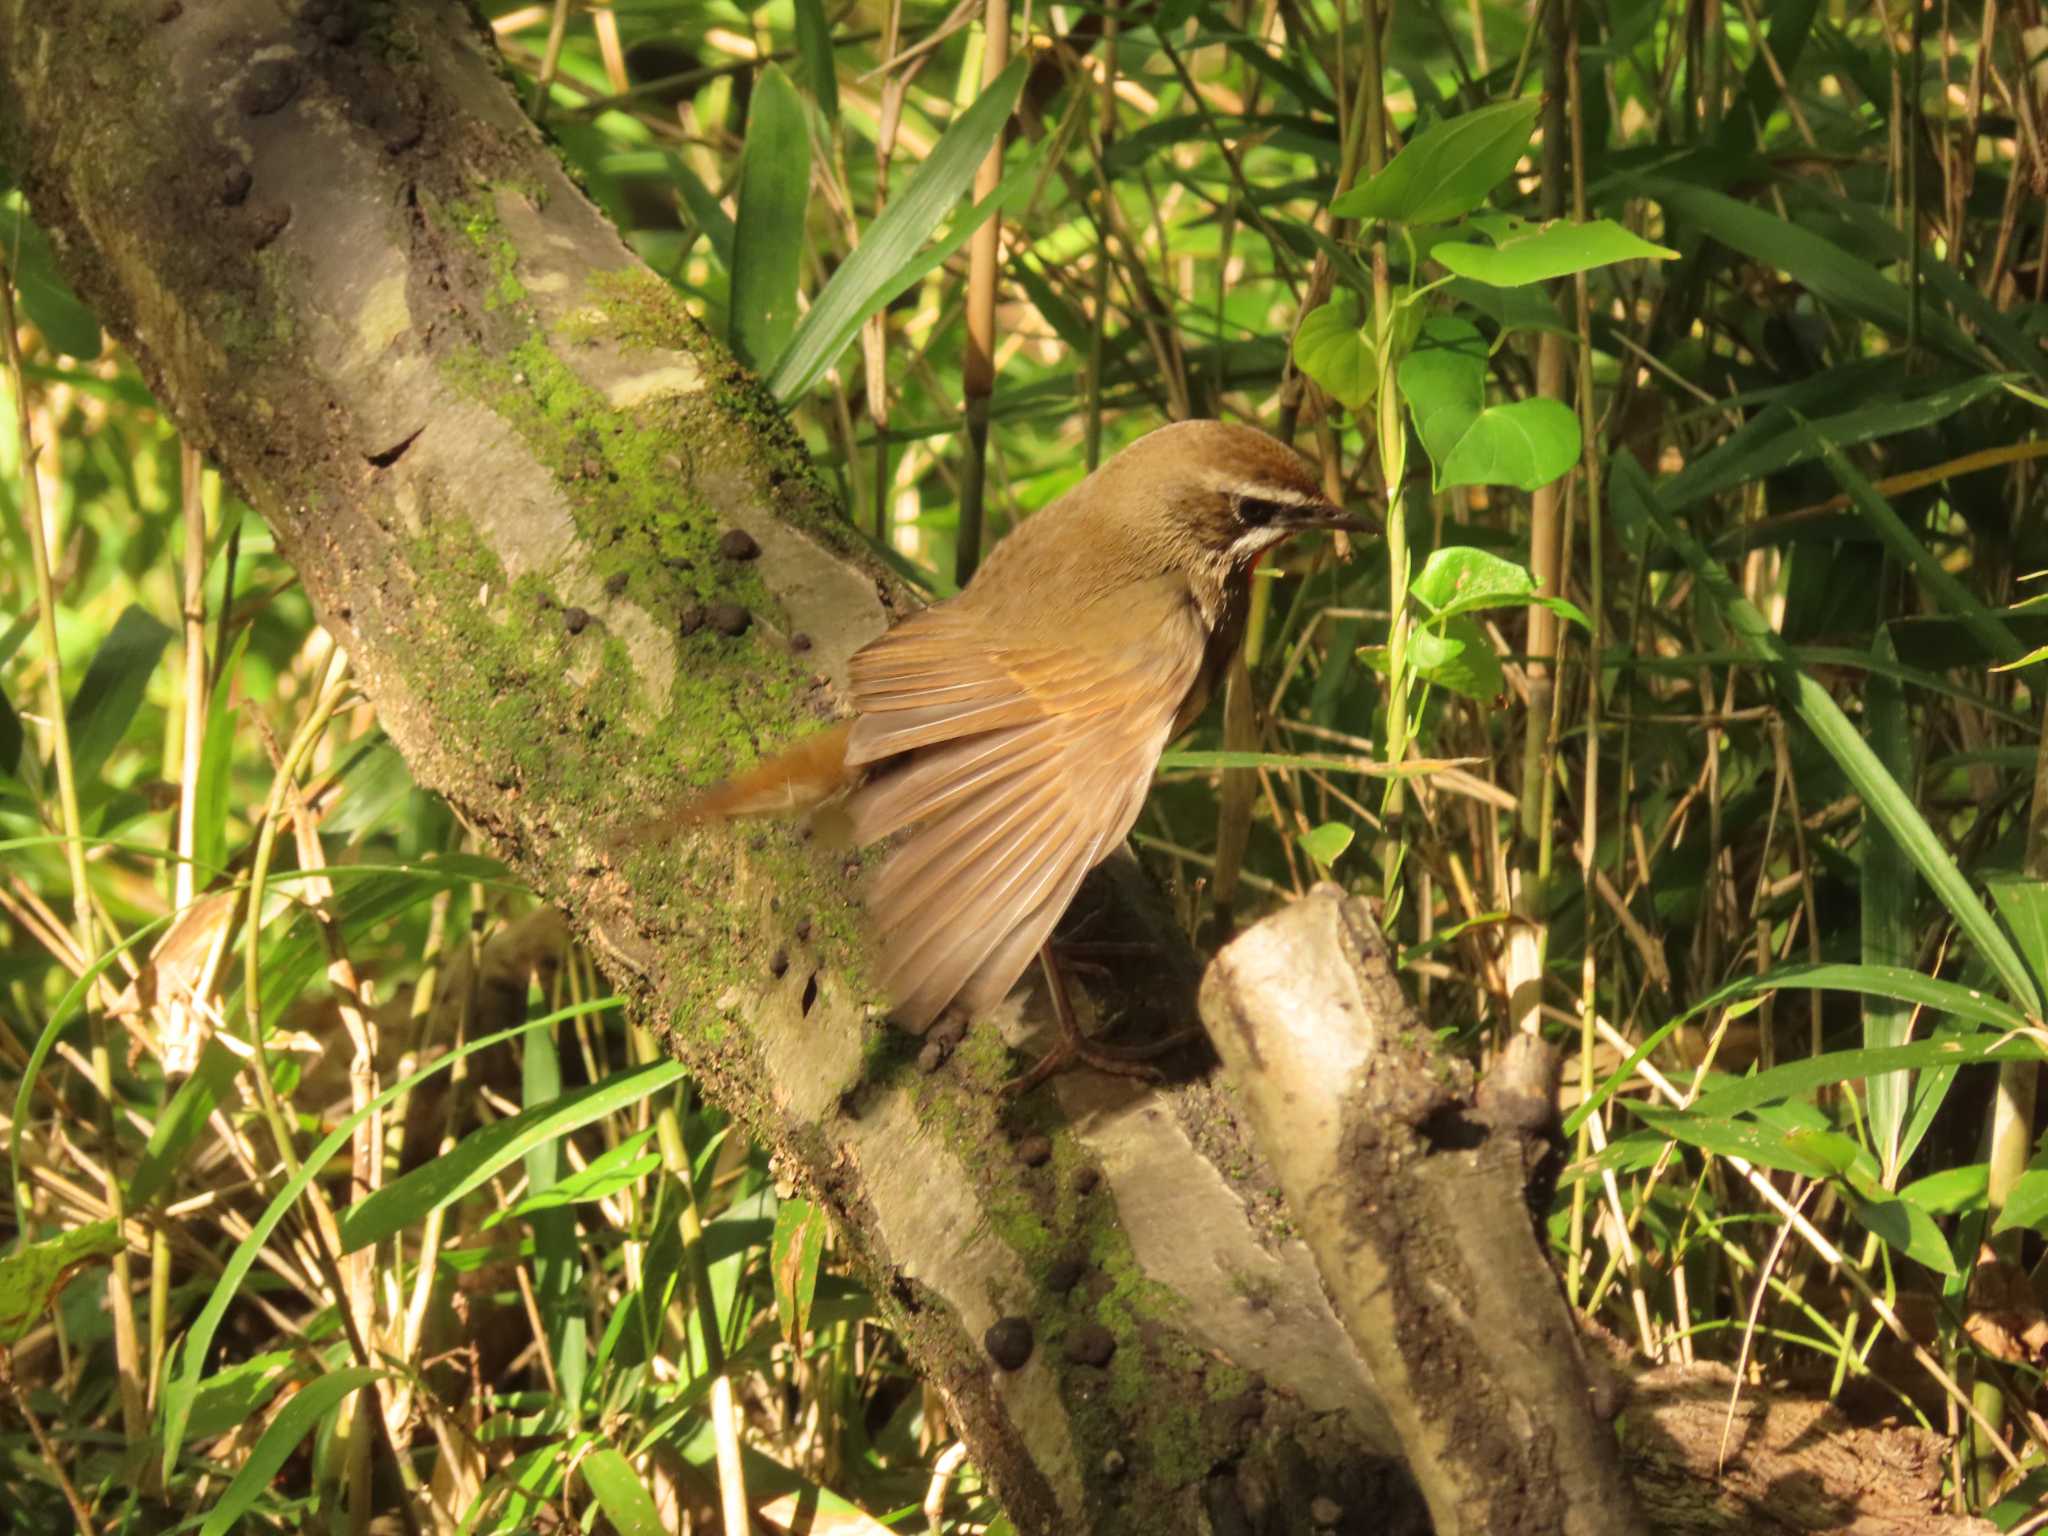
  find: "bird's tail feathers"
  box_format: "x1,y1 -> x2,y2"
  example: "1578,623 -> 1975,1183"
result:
608,722 -> 856,851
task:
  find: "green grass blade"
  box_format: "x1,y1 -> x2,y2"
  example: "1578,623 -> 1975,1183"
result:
64,603 -> 173,787
1615,456 -> 2041,1014
157,998 -> 621,1476
522,1014 -> 587,1413
729,64 -> 811,371
1805,421 -> 2025,665
579,1446 -> 668,1536
767,56 -> 1028,402
195,1366 -> 383,1536
1862,626 -> 1918,1182
337,1057 -> 684,1254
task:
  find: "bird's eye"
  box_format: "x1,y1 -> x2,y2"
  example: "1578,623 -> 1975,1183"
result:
1235,495 -> 1293,527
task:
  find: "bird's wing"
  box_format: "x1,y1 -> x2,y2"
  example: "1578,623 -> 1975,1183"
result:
842,595 -> 1205,1033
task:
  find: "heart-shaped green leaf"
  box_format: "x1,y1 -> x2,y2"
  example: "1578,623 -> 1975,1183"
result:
1293,292 -> 1379,410
1412,546 -> 1538,616
1409,616 -> 1503,700
1298,821 -> 1355,868
1439,397 -> 1582,491
1396,316 -> 1486,470
1398,315 -> 1581,491
1332,98 -> 1540,226
1432,218 -> 1678,287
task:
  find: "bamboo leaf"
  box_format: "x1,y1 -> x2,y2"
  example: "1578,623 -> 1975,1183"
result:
730,64 -> 811,371
769,57 -> 1027,401
1332,98 -> 1540,225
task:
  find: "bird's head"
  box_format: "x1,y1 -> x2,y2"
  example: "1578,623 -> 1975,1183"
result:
1098,420 -> 1377,582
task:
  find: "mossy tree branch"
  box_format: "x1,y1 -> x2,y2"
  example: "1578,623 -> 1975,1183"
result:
0,4 -> 1413,1531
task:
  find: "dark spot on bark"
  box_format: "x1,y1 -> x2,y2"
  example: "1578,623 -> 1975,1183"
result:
794,916 -> 812,942
222,165 -> 252,205
1071,1165 -> 1100,1195
1046,1255 -> 1086,1295
1064,1323 -> 1115,1367
984,1317 -> 1033,1371
366,427 -> 422,468
709,602 -> 750,637
238,59 -> 302,117
799,974 -> 818,1015
790,631 -> 812,652
717,528 -> 760,561
769,947 -> 789,978
604,570 -> 628,597
1016,1135 -> 1052,1168
249,204 -> 292,250
678,604 -> 707,636
1420,1104 -> 1484,1152
562,607 -> 589,636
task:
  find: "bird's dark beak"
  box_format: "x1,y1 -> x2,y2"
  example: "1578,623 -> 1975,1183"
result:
1302,500 -> 1380,538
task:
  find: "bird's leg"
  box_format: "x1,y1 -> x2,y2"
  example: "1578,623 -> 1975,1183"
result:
1003,943 -> 1197,1096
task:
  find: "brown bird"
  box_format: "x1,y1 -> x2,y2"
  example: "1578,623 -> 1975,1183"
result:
682,419 -> 1367,1064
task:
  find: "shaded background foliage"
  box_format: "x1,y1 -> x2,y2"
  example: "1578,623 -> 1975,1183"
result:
3,0 -> 2048,1529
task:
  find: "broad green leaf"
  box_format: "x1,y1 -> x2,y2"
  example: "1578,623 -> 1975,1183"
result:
183,1350 -> 295,1444
1293,292 -> 1378,410
0,207 -> 102,359
580,1447 -> 668,1536
1398,318 -> 1580,490
1298,821 -> 1355,867
1852,1197 -> 1957,1275
1409,615 -> 1503,699
772,1197 -> 829,1345
1332,98 -> 1540,225
0,1220 -> 122,1344
1439,397 -> 1581,492
769,57 -> 1027,400
1991,1168 -> 2048,1235
1689,1035 -> 2037,1120
339,1059 -> 686,1253
1612,457 -> 2042,1015
1412,545 -> 1536,617
1397,316 -> 1485,467
65,603 -> 174,787
1900,1163 -> 1986,1216
730,64 -> 811,371
1431,218 -> 1677,286
1629,1102 -> 1839,1179
791,0 -> 839,124
1987,875 -> 2048,996
490,1129 -> 661,1226
197,1367 -> 384,1536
